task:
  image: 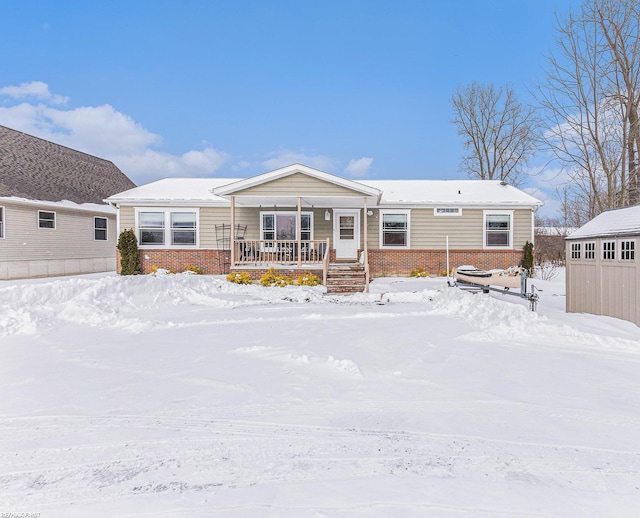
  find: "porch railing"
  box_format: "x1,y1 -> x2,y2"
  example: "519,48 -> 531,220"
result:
233,238 -> 330,272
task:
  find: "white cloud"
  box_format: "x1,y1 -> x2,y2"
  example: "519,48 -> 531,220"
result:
0,82 -> 229,184
0,81 -> 68,105
345,157 -> 373,177
262,149 -> 335,172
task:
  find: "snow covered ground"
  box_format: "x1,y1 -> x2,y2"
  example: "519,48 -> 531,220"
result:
1,270 -> 639,517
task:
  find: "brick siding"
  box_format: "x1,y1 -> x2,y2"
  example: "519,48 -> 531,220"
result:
116,249 -> 231,275
367,249 -> 525,278
116,247 -> 524,279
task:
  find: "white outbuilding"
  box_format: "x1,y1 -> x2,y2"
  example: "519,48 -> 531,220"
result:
565,205 -> 640,327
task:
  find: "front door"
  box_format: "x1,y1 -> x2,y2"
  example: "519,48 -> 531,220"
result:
333,209 -> 360,260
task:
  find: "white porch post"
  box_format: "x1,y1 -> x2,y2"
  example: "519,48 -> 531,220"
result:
297,196 -> 302,268
363,196 -> 369,292
230,195 -> 236,266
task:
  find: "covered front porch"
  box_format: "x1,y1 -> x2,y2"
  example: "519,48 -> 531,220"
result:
211,164 -> 382,290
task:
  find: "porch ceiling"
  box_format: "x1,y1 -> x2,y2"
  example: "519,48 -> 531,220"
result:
232,194 -> 378,208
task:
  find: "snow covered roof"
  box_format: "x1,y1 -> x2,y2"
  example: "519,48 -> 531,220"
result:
106,168 -> 543,208
568,205 -> 640,239
363,179 -> 542,207
0,196 -> 116,214
105,178 -> 235,206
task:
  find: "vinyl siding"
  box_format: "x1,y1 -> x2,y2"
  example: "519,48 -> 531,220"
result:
120,206 -> 135,231
366,208 -> 533,249
232,173 -> 367,197
566,237 -> 640,326
0,202 -> 116,261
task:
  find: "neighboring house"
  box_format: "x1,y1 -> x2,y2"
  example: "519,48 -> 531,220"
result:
106,163 -> 542,290
565,205 -> 640,327
0,125 -> 136,280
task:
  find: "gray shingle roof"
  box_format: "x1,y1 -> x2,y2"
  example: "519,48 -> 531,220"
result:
0,125 -> 136,204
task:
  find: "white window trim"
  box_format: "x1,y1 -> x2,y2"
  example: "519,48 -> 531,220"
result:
135,208 -> 200,248
483,210 -> 513,249
570,242 -> 581,260
379,209 -> 411,249
94,216 -> 108,241
584,241 -> 596,260
619,239 -> 635,261
0,205 -> 4,239
434,207 -> 462,216
602,240 -> 616,261
259,211 -> 314,241
38,209 -> 56,230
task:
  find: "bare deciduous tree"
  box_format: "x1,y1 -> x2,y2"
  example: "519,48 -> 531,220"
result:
451,82 -> 539,186
538,0 -> 640,218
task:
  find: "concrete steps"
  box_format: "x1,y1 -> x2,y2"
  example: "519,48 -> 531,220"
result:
325,262 -> 367,294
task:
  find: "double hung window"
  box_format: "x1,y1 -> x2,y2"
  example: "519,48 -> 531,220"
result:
484,211 -> 512,248
137,210 -> 198,246
380,211 -> 409,248
94,216 -> 108,241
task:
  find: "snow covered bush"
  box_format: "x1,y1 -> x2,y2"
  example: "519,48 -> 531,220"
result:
296,273 -> 321,286
116,229 -> 141,275
227,272 -> 252,284
184,265 -> 202,274
409,268 -> 429,278
260,268 -> 293,287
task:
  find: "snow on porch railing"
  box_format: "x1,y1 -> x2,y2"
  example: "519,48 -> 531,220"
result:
233,239 -> 330,268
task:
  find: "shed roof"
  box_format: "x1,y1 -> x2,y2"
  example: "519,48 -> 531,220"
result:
0,125 -> 135,204
567,204 -> 640,239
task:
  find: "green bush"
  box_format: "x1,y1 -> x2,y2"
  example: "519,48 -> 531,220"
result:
522,241 -> 534,273
117,229 -> 141,275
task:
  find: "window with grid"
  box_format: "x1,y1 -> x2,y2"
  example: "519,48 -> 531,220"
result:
584,242 -> 595,259
0,206 -> 3,238
602,241 -> 615,260
570,242 -> 581,259
620,240 -> 635,261
434,207 -> 461,216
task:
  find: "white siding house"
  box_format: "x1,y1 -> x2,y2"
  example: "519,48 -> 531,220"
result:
0,125 -> 135,279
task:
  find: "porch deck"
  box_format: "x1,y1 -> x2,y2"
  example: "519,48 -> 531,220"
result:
231,238 -> 332,282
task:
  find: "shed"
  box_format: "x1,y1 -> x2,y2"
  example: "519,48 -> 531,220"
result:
565,205 -> 640,327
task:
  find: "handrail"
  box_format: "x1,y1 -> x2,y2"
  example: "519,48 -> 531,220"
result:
232,239 -> 328,267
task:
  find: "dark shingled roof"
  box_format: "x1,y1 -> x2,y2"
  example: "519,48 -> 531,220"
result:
0,125 -> 136,204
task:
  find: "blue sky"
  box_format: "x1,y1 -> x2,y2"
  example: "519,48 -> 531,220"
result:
0,0 -> 576,216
